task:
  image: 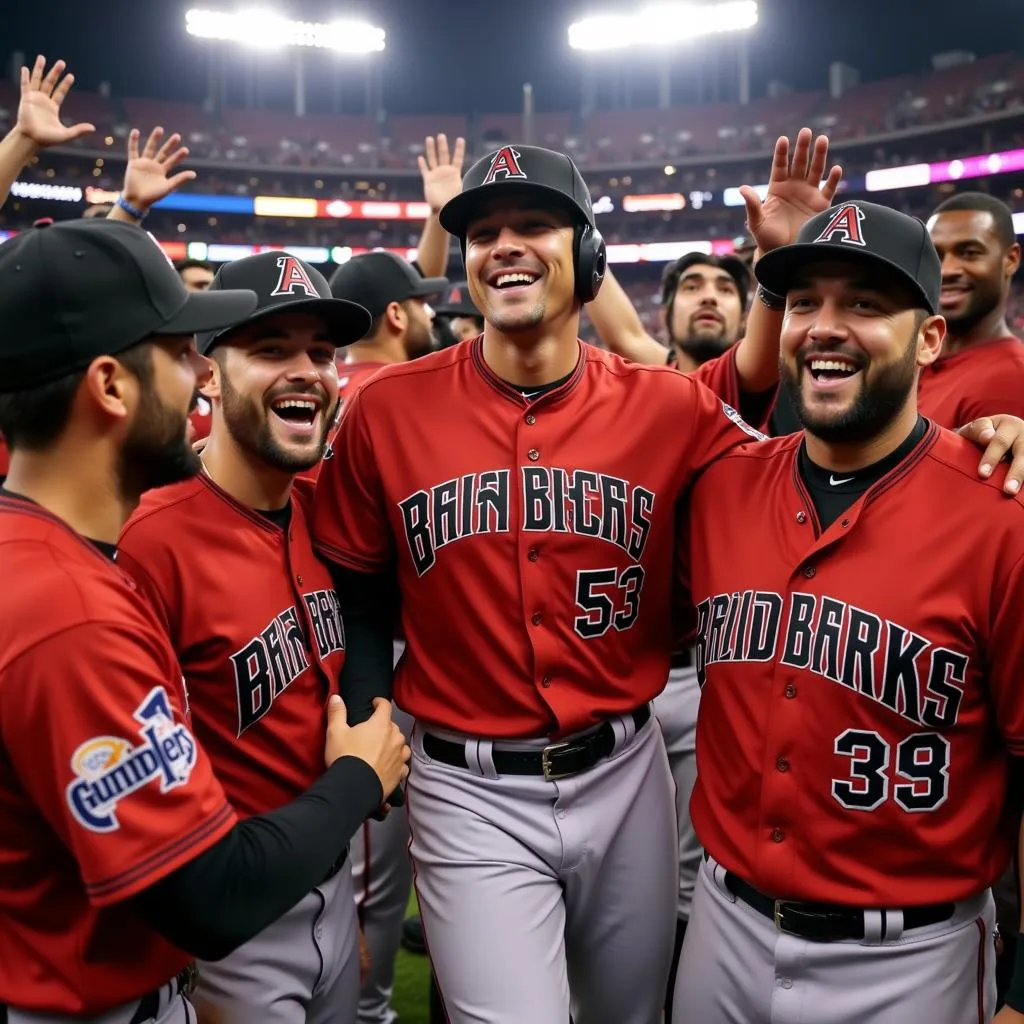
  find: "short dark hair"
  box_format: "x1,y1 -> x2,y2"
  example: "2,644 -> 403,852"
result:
0,342 -> 154,452
661,253 -> 751,313
931,192 -> 1017,248
176,258 -> 214,275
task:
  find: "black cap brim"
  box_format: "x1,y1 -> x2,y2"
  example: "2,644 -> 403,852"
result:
156,288 -> 259,336
440,182 -> 590,237
755,243 -> 937,314
408,276 -> 449,301
197,296 -> 373,355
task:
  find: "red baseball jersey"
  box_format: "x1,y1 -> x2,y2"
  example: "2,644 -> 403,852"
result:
312,337 -> 763,739
117,476 -> 345,818
0,494 -> 235,1014
684,424 -> 1024,906
918,335 -> 1024,427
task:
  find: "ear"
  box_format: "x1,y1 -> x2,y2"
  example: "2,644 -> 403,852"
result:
1005,241 -> 1021,281
79,355 -> 136,424
383,300 -> 405,334
916,314 -> 946,368
201,354 -> 222,401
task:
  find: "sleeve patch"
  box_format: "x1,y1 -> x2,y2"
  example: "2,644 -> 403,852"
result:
66,686 -> 199,834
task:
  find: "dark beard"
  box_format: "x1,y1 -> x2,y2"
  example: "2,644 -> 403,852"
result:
117,392 -> 200,499
780,334 -> 919,443
677,333 -> 732,365
220,372 -> 326,473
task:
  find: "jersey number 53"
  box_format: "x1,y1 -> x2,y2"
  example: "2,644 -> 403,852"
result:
574,566 -> 646,639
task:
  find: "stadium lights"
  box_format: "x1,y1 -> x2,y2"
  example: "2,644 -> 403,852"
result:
568,1 -> 758,51
184,8 -> 386,53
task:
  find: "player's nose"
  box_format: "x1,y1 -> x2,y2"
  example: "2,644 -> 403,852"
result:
805,300 -> 848,341
490,225 -> 527,256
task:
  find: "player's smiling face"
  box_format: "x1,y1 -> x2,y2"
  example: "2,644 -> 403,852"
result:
464,196 -> 576,334
206,312 -> 340,473
780,261 -> 943,442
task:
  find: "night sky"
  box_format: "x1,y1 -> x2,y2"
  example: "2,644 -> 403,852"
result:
3,0 -> 1022,116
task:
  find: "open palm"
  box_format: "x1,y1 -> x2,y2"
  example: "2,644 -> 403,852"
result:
122,127 -> 196,210
740,128 -> 843,254
419,134 -> 466,213
17,55 -> 94,148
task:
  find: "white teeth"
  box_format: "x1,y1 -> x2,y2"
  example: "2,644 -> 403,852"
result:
809,359 -> 857,372
495,272 -> 537,288
273,400 -> 317,411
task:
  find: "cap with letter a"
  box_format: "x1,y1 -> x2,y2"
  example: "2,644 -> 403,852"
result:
196,250 -> 372,355
755,200 -> 941,314
439,144 -> 597,238
0,219 -> 258,392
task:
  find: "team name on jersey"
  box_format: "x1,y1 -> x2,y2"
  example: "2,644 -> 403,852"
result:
66,686 -> 198,833
398,467 -> 656,577
230,590 -> 345,735
694,590 -> 968,729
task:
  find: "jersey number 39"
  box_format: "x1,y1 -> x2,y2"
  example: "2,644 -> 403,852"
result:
832,729 -> 950,813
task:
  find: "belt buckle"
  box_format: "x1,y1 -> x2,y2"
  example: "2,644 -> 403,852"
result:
774,899 -> 784,931
176,961 -> 199,998
541,741 -> 574,781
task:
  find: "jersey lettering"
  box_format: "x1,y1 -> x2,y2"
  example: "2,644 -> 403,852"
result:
400,467 -> 656,578
231,594 -> 343,735
66,686 -> 198,833
695,590 -> 968,727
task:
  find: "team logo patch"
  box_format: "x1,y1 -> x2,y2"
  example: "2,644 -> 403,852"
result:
721,403 -> 768,442
482,146 -> 528,185
813,204 -> 867,247
271,255 -> 319,297
66,686 -> 198,833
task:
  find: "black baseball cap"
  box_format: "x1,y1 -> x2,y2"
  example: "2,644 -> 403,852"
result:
197,251 -> 371,355
328,252 -> 448,317
755,201 -> 941,314
433,281 -> 482,319
439,144 -> 596,238
0,219 -> 257,392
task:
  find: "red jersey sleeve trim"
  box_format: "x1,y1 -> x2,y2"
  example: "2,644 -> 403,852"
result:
86,801 -> 236,906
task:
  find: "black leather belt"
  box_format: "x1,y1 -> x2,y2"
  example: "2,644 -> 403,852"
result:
721,867 -> 954,942
423,705 -> 651,782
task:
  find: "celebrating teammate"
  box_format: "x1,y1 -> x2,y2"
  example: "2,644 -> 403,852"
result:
674,199 -> 1024,1024
116,251 -> 410,1024
310,137 -> 812,1024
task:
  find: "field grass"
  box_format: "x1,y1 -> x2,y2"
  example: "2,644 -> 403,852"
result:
389,891 -> 433,1024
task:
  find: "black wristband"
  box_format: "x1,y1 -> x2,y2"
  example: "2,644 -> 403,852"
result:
757,285 -> 787,311
1005,933 -> 1024,1012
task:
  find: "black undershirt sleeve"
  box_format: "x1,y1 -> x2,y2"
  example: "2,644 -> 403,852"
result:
328,563 -> 400,726
132,756 -> 383,962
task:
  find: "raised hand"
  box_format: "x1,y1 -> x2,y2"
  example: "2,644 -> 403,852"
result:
121,126 -> 196,214
418,133 -> 466,213
739,128 -> 843,255
15,55 -> 94,149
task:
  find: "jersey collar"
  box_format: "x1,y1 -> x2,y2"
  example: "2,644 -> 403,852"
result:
470,336 -> 587,408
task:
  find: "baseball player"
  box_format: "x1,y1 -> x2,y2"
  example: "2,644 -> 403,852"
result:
432,281 -> 485,348
327,249 -> 446,1024
674,199 -> 1024,1024
309,141 -> 813,1024
116,250 -> 401,1023
177,258 -> 215,291
0,218 -> 412,1024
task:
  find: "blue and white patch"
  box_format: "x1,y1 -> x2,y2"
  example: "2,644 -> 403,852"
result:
66,686 -> 198,833
721,402 -> 768,442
